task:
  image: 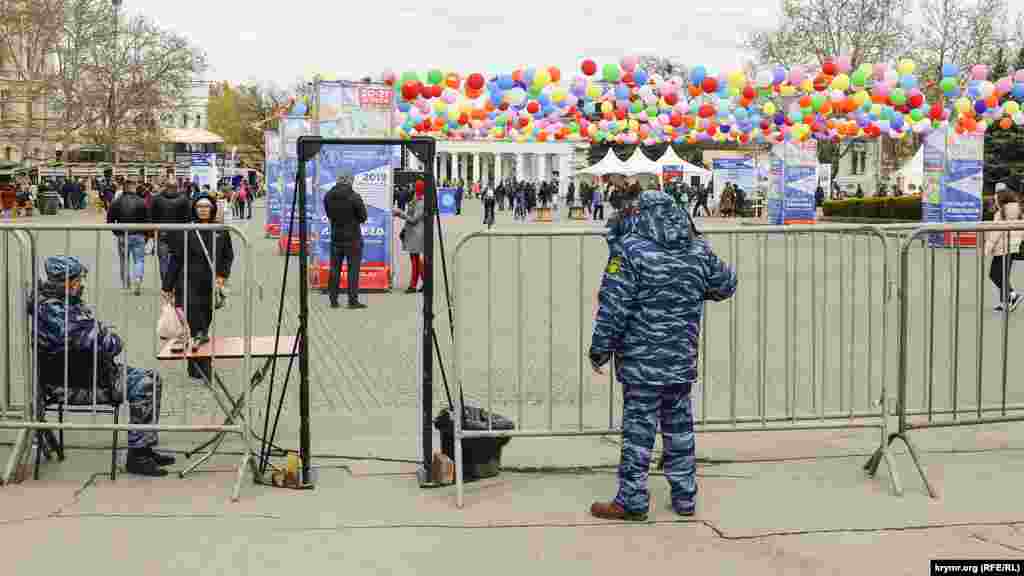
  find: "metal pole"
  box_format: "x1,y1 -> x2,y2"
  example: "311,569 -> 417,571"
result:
297,147 -> 311,484
422,140 -> 436,480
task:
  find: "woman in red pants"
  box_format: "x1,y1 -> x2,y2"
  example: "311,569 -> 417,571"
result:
393,184 -> 425,293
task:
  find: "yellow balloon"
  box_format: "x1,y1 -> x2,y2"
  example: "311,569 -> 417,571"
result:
897,59 -> 915,76
534,69 -> 550,86
552,89 -> 566,102
780,85 -> 796,97
800,79 -> 813,93
629,119 -> 639,131
852,90 -> 868,107
434,100 -> 447,113
601,100 -> 613,114
763,102 -> 777,115
870,104 -> 882,116
831,74 -> 850,91
448,109 -> 458,121
587,83 -> 601,99
728,71 -> 745,88
956,97 -> 971,114
1005,101 -> 1020,115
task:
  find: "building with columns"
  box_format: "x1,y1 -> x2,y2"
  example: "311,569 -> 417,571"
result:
425,140 -> 579,198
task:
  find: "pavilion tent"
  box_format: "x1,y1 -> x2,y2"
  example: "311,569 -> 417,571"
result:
576,149 -> 629,176
656,147 -> 711,187
620,148 -> 663,177
894,145 -> 924,194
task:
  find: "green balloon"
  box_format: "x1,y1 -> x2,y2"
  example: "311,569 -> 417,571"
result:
400,71 -> 420,85
427,69 -> 443,85
630,100 -> 643,114
851,70 -> 867,87
528,85 -> 542,98
940,77 -> 957,93
811,94 -> 825,110
496,115 -> 507,126
646,105 -> 658,117
602,63 -> 621,83
890,88 -> 906,106
910,109 -> 924,122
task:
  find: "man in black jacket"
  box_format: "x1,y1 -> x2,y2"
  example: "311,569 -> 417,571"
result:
107,182 -> 151,294
324,169 -> 368,309
150,182 -> 192,287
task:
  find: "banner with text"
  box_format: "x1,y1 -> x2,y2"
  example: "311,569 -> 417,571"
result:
278,116 -> 312,253
767,146 -> 785,225
712,157 -> 755,202
264,130 -> 281,237
315,144 -> 394,290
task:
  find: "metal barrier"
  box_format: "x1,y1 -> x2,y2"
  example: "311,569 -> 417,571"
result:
1,230 -> 32,422
874,221 -> 1024,498
0,223 -> 255,501
451,224 -> 898,508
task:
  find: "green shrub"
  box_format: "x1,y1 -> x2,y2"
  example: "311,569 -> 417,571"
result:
824,196 -> 922,220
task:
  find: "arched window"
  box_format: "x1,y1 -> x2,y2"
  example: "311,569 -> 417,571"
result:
4,147 -> 12,161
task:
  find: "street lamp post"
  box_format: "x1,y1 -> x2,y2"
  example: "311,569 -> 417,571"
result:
111,0 -> 121,167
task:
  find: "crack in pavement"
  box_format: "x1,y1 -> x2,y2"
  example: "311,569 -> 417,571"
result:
969,532 -> 1024,554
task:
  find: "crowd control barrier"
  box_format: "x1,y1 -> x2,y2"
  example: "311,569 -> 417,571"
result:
871,221 -> 1024,498
0,222 -> 255,501
451,224 -> 899,508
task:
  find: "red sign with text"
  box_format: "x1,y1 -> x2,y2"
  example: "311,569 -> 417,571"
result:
358,87 -> 393,109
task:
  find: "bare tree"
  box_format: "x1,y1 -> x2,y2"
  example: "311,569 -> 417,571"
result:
637,55 -> 687,80
745,0 -> 913,69
52,0 -> 110,154
0,0 -> 64,161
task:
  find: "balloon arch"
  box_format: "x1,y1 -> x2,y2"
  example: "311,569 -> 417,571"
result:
365,56 -> 1024,147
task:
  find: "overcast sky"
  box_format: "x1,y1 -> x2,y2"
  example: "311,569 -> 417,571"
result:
124,1 -> 1021,88
123,0 -> 778,87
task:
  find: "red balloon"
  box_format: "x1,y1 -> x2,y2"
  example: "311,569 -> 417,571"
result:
929,103 -> 943,120
401,81 -> 420,101
664,92 -> 679,106
822,59 -> 837,76
670,112 -> 683,127
527,101 -> 540,114
742,86 -> 756,100
581,59 -> 597,76
701,77 -> 718,94
419,83 -> 432,99
458,113 -> 469,125
467,73 -> 485,91
698,104 -> 715,118
415,180 -> 425,196
908,94 -> 924,108
622,72 -> 635,86
518,117 -> 529,128
430,84 -> 443,98
614,108 -> 626,121
548,66 -> 561,83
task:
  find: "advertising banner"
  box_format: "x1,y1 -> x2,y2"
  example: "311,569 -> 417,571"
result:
438,187 -> 458,217
943,132 -> 983,247
278,116 -> 311,253
264,130 -> 281,237
190,153 -> 218,191
767,146 -> 785,225
712,157 -> 755,201
316,144 -> 394,291
922,129 -> 946,246
782,140 -> 818,224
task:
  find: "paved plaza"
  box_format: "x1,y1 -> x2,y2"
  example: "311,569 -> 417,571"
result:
3,199 -> 1024,573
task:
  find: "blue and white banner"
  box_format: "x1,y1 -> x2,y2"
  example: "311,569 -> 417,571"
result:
712,157 -> 755,201
782,141 -> 818,223
767,147 -> 785,225
923,129 -> 982,247
316,144 -> 394,290
438,187 -> 458,217
190,153 -> 218,191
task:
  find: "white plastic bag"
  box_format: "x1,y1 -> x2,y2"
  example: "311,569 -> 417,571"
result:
157,302 -> 185,341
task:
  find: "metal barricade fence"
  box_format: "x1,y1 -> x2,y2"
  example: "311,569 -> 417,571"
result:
451,224 -> 898,508
0,223 -> 255,501
1,230 -> 32,422
878,221 -> 1024,498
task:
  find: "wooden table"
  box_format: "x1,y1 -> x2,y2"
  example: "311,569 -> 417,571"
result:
157,336 -> 298,478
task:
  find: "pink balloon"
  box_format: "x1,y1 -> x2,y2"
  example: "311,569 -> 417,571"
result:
873,63 -> 888,80
382,69 -> 396,83
1015,70 -> 1024,83
789,66 -> 805,85
836,55 -> 852,74
621,55 -> 639,72
971,64 -> 988,80
997,77 -> 1013,94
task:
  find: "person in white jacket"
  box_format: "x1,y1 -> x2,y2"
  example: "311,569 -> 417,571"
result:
985,184 -> 1024,312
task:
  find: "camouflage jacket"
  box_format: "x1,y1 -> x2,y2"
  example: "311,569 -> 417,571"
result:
591,191 -> 737,390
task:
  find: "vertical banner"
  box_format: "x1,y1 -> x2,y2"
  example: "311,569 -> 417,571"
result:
190,153 -> 211,189
712,157 -> 755,199
278,116 -> 311,254
317,144 -> 394,291
438,187 -> 458,217
922,129 -> 946,247
782,140 -> 818,224
264,130 -> 281,237
942,131 -> 983,247
767,145 -> 785,225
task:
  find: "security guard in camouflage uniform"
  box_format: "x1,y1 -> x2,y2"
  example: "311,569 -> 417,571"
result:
589,191 -> 736,520
33,256 -> 171,476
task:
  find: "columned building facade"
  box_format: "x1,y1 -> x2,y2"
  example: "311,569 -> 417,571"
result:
426,140 -> 578,198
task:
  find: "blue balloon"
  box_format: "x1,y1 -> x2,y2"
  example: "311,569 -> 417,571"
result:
292,102 -> 307,116
899,75 -> 918,90
583,102 -> 596,115
942,64 -> 959,78
773,67 -> 786,85
524,68 -> 536,85
490,91 -> 504,105
633,69 -> 649,85
615,83 -> 630,100
720,124 -> 731,134
890,114 -> 904,130
966,80 -> 981,98
1013,83 -> 1024,99
774,112 -> 786,126
690,66 -> 706,85
398,101 -> 411,112
974,100 -> 987,114
498,75 -> 515,90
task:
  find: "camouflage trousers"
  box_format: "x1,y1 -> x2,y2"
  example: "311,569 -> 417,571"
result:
124,366 -> 162,449
614,382 -> 697,514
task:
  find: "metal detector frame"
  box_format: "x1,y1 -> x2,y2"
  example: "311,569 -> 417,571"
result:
293,136 -> 437,486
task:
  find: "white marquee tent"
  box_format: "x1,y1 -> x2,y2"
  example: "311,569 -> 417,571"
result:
894,146 -> 924,194
576,149 -> 629,176
621,148 -> 663,176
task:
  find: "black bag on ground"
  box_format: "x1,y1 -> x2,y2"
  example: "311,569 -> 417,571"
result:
434,406 -> 514,481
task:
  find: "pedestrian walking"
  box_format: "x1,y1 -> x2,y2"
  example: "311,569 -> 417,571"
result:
106,182 -> 151,294
985,184 -> 1024,312
482,184 -> 496,228
393,183 -> 425,292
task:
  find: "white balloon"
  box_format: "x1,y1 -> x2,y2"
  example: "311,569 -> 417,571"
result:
756,69 -> 773,87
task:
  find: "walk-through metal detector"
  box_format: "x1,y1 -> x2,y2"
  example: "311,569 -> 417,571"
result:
260,136 -> 445,488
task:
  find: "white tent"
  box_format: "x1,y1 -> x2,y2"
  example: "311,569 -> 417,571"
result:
621,148 -> 663,177
895,146 -> 924,194
658,147 -> 712,186
577,149 -> 629,176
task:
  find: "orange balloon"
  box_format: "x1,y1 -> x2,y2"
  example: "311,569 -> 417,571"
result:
1000,117 -> 1012,130
511,69 -> 523,84
688,84 -> 702,98
820,101 -> 833,116
484,100 -> 496,112
739,97 -> 753,108
799,95 -> 812,108
962,116 -> 977,131
446,73 -> 461,89
548,66 -> 561,83
986,96 -> 998,109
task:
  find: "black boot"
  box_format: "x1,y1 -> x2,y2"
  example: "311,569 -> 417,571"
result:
144,447 -> 176,467
126,448 -> 169,477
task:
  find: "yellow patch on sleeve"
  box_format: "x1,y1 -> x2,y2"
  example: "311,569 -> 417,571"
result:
606,256 -> 622,275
